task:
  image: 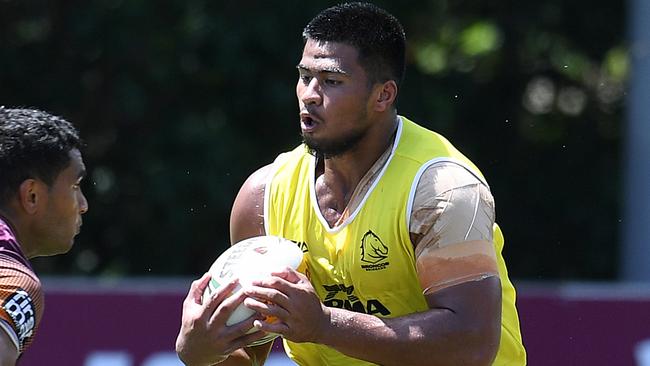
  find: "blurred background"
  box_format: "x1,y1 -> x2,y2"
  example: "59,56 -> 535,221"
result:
1,0 -> 648,365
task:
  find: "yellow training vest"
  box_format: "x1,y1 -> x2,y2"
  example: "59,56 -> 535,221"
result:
264,117 -> 526,365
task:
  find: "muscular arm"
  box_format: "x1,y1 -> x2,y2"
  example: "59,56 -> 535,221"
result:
175,165 -> 276,366
249,267 -> 500,366
315,277 -> 500,365
219,164 -> 275,365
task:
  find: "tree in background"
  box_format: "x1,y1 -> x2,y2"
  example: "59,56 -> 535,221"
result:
0,0 -> 626,279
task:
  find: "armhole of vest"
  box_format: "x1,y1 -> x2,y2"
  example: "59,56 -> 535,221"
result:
263,152 -> 292,235
406,157 -> 489,231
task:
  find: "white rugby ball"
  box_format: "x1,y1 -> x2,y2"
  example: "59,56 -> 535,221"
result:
203,235 -> 305,346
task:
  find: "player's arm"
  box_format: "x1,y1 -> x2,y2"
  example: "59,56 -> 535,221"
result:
0,322 -> 18,366
213,164 -> 276,365
245,163 -> 501,365
176,165 -> 274,366
0,258 -> 42,365
229,164 -> 271,243
321,164 -> 501,365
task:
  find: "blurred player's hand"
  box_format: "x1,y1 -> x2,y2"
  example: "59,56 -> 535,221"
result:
175,273 -> 267,365
242,267 -> 331,344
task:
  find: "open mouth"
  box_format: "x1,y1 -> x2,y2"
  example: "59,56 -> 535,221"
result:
300,112 -> 320,131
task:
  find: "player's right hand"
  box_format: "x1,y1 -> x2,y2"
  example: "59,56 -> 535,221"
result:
175,273 -> 267,365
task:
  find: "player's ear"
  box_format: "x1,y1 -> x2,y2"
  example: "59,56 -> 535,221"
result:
373,80 -> 397,112
18,179 -> 45,215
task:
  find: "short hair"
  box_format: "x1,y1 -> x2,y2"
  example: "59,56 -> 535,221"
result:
303,2 -> 406,88
0,107 -> 82,205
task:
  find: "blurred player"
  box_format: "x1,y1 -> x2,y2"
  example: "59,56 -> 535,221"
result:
0,107 -> 88,364
176,2 -> 526,365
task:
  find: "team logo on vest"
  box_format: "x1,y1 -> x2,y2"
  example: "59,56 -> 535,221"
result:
322,283 -> 390,316
360,230 -> 389,271
2,288 -> 35,348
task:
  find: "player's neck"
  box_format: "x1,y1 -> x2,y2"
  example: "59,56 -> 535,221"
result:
0,206 -> 40,258
0,209 -> 15,233
316,114 -> 398,206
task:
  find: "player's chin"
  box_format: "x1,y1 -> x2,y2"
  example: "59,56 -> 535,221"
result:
33,241 -> 74,258
52,237 -> 77,256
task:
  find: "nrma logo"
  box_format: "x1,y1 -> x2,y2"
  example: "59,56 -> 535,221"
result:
322,284 -> 390,316
360,230 -> 389,271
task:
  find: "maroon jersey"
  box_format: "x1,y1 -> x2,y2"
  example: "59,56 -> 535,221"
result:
0,217 -> 43,354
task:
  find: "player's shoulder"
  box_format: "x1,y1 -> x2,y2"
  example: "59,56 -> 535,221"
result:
245,164 -> 275,191
0,220 -> 36,277
0,255 -> 43,354
416,161 -> 488,194
0,252 -> 43,310
230,164 -> 274,241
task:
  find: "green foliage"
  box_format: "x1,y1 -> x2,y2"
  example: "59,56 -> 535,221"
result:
0,0 -> 625,280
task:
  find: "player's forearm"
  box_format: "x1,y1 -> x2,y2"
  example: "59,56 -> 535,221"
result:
315,307 -> 498,366
219,343 -> 271,366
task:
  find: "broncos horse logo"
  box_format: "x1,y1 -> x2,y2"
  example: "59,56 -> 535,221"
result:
360,230 -> 388,264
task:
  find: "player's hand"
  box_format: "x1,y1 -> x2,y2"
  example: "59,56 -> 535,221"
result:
242,268 -> 331,344
175,273 -> 267,365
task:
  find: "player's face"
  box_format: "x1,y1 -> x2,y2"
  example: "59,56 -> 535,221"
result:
36,148 -> 88,256
296,39 -> 376,158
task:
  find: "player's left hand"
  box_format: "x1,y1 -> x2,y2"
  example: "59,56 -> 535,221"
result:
242,267 -> 331,343
175,273 -> 268,366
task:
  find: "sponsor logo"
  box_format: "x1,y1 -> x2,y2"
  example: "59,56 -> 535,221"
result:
3,288 -> 35,347
322,284 -> 390,316
360,230 -> 389,271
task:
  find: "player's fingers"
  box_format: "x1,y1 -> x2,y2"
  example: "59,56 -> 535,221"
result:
187,273 -> 212,304
243,297 -> 290,319
243,285 -> 291,308
203,278 -> 239,314
269,266 -> 302,283
252,319 -> 289,335
208,288 -> 248,326
250,274 -> 297,295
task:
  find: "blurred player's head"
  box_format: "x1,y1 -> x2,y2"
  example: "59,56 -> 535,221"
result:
0,107 -> 88,257
302,2 -> 406,89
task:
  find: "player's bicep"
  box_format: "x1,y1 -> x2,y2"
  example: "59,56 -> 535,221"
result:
416,239 -> 498,296
423,274 -> 501,357
229,165 -> 272,243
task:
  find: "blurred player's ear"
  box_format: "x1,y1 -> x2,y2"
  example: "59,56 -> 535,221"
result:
373,80 -> 397,112
18,179 -> 43,215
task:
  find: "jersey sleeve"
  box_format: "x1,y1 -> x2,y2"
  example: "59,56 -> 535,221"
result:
410,162 -> 499,295
0,256 -> 43,354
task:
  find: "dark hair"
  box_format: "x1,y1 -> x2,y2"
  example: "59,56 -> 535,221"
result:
0,107 -> 82,205
303,2 -> 406,88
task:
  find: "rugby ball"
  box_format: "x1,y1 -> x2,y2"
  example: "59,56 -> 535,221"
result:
203,235 -> 305,345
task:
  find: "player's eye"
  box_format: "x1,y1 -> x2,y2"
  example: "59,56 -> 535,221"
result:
325,79 -> 341,86
299,74 -> 312,84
